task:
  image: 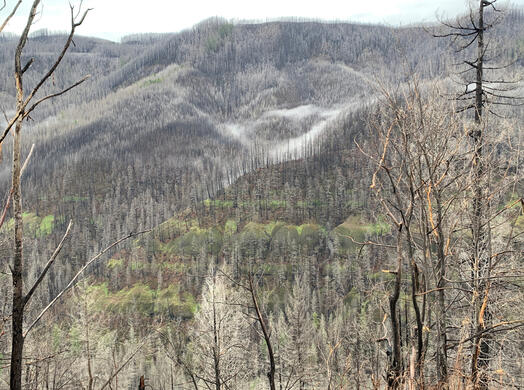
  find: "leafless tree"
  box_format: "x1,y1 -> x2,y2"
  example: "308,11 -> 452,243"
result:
434,1 -> 523,388
0,2 -> 152,389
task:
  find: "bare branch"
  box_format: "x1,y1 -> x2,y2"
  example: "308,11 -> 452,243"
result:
98,335 -> 150,390
0,0 -> 22,33
22,75 -> 91,120
0,144 -> 35,230
21,58 -> 34,74
20,144 -> 35,177
23,220 -> 73,306
0,1 -> 91,145
22,6 -> 92,112
23,229 -> 150,338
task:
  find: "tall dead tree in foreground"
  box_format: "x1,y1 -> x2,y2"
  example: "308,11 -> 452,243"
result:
3,3 -> 90,387
0,3 -> 146,389
435,1 -> 523,388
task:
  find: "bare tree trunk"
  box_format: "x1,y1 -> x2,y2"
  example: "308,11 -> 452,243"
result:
212,289 -> 221,390
6,2 -> 91,388
10,42 -> 26,390
388,227 -> 402,390
434,191 -> 448,386
470,3 -> 490,389
406,227 -> 424,388
249,275 -> 276,390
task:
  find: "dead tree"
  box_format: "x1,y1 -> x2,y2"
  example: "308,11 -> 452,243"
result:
0,3 -> 149,388
363,77 -> 474,389
218,267 -> 277,390
4,3 -> 90,388
247,272 -> 277,390
434,2 -> 523,388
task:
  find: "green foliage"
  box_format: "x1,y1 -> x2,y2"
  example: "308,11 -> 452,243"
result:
68,324 -> 82,354
107,258 -> 124,269
130,261 -> 145,271
368,215 -> 390,235
312,312 -> 320,328
344,287 -> 360,306
172,225 -> 223,257
205,36 -> 219,52
51,324 -> 63,352
160,261 -> 187,272
224,219 -> 238,236
368,270 -> 396,282
2,212 -> 55,238
239,222 -> 271,258
272,225 -> 299,246
269,199 -> 286,208
206,23 -> 234,52
266,221 -> 285,236
297,224 -> 322,248
516,214 -> 524,234
154,217 -> 188,242
334,215 -> 390,252
88,282 -> 197,318
38,215 -> 55,237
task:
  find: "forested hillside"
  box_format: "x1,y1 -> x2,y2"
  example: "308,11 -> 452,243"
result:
0,3 -> 523,389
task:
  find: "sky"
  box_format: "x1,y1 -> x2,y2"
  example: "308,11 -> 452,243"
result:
2,0 -> 523,42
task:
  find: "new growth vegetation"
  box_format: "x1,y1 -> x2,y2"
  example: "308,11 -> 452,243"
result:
0,1 -> 522,389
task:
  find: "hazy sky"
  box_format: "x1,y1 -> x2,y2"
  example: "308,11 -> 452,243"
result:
3,0 -> 523,41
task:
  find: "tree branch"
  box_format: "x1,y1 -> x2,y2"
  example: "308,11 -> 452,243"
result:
23,229 -> 150,338
98,335 -> 149,390
0,2 -> 91,145
0,0 -> 22,33
23,220 -> 73,306
22,75 -> 90,121
0,144 -> 34,230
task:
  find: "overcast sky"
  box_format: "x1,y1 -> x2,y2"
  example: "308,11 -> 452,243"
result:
3,0 -> 523,42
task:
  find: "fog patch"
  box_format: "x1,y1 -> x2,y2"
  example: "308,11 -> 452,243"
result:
219,123 -> 251,146
265,104 -> 320,120
269,108 -> 341,159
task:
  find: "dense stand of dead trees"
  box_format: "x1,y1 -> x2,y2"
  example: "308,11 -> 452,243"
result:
363,1 -> 523,388
0,1 -> 521,389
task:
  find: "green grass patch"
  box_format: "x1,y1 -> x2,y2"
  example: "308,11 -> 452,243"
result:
224,219 -> 238,236
3,212 -> 56,238
107,258 -> 124,269
38,215 -> 54,237
89,282 -> 197,318
269,199 -> 286,208
334,215 -> 389,252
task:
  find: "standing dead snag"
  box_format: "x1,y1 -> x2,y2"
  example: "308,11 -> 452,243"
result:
434,1 -> 523,387
247,273 -> 276,390
364,78 -> 472,388
3,2 -> 91,389
217,268 -> 277,390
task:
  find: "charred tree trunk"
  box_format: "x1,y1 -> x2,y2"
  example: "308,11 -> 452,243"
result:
249,275 -> 276,390
388,226 -> 403,390
470,3 -> 491,389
